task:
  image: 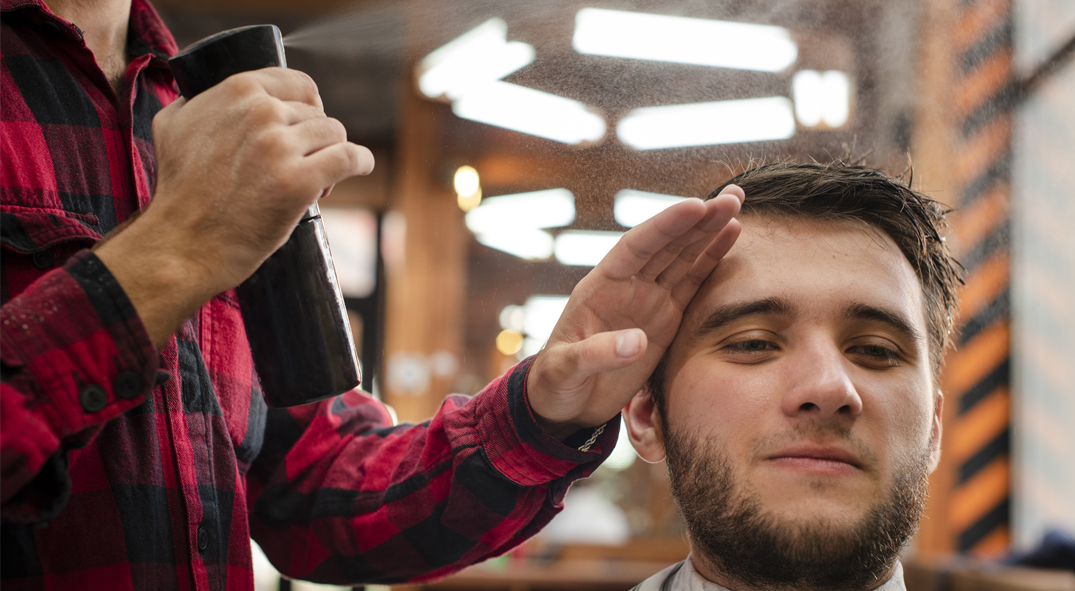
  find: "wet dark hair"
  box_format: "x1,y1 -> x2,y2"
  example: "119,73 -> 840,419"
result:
648,161 -> 962,410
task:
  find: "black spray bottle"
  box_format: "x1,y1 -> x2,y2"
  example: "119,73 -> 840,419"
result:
168,25 -> 361,407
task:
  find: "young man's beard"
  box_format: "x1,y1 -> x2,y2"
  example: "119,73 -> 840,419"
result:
663,423 -> 931,591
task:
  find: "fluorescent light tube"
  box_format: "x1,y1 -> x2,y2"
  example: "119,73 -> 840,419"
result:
792,70 -> 824,127
820,70 -> 851,127
418,18 -> 535,100
793,70 -> 851,128
617,96 -> 796,150
555,230 -> 624,266
475,229 -> 554,260
573,8 -> 798,73
452,81 -> 607,145
465,188 -> 576,234
614,189 -> 689,227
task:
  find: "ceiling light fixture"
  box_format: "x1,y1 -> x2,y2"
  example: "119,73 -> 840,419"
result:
617,96 -> 796,150
475,229 -> 555,260
465,188 -> 575,235
613,189 -> 689,227
452,81 -> 607,145
573,8 -> 798,73
554,230 -> 624,266
792,70 -> 852,128
417,18 -> 535,100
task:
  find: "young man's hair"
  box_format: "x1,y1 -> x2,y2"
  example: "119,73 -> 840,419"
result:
648,161 -> 963,413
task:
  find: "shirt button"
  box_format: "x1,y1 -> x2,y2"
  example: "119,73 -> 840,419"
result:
154,371 -> 172,386
114,371 -> 142,399
32,249 -> 55,269
79,385 -> 108,413
197,526 -> 209,552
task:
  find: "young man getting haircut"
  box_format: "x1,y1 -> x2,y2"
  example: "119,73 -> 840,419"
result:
623,163 -> 961,591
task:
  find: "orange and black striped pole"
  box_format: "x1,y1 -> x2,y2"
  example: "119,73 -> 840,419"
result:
943,0 -> 1014,557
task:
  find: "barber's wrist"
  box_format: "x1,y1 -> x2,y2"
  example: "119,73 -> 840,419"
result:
94,212 -> 217,347
532,412 -> 586,442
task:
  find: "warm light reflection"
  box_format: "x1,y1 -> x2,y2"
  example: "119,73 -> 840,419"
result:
465,188 -> 575,235
454,166 -> 482,212
573,8 -> 798,73
617,96 -> 796,150
475,229 -> 554,260
452,81 -> 607,145
792,70 -> 852,128
554,230 -> 624,267
614,189 -> 688,227
417,18 -> 535,100
496,329 -> 525,356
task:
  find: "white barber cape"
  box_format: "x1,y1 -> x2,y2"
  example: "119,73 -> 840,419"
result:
630,556 -> 906,591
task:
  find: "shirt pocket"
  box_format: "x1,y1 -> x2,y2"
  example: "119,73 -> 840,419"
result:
1,207 -> 102,299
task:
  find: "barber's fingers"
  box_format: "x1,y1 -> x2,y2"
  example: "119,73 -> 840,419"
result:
541,328 -> 648,390
301,141 -> 375,189
719,184 -> 746,205
278,100 -> 328,124
638,192 -> 741,284
285,116 -> 349,156
601,199 -> 708,281
241,67 -> 324,109
672,218 -> 742,306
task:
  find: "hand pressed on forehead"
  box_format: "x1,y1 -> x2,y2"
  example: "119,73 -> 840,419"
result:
527,185 -> 745,440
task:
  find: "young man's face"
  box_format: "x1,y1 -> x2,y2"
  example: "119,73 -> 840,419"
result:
626,215 -> 943,590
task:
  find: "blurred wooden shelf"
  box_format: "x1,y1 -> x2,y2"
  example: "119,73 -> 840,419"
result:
905,555 -> 1075,591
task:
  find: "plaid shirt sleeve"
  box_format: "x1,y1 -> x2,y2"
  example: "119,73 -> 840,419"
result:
247,356 -> 619,584
1,250 -> 159,523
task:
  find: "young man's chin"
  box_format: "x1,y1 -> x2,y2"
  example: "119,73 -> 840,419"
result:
749,468 -> 880,520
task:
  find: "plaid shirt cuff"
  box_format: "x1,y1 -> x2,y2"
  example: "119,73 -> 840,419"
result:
475,356 -> 619,487
1,250 -> 159,441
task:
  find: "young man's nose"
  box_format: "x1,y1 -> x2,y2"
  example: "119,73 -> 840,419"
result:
780,342 -> 863,419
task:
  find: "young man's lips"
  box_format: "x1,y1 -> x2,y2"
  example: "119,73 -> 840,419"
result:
767,446 -> 864,473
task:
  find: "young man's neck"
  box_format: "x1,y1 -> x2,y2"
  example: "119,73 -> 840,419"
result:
44,0 -> 132,96
690,554 -> 900,591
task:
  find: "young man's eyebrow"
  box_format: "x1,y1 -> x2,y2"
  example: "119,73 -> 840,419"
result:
692,297 -> 795,340
844,303 -> 924,344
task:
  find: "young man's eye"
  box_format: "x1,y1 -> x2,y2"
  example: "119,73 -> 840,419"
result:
726,340 -> 778,354
848,344 -> 900,367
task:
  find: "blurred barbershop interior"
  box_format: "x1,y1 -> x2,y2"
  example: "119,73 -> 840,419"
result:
150,0 -> 1074,589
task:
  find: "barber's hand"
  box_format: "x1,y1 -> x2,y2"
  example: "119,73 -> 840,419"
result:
96,68 -> 374,347
527,186 -> 744,440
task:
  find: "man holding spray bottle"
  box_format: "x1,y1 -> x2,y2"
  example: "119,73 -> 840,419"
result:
0,0 -> 741,587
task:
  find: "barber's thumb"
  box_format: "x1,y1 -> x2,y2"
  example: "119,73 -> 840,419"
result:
615,329 -> 646,359
568,328 -> 648,376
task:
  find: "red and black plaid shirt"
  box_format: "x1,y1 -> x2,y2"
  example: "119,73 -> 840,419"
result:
0,1 -> 616,588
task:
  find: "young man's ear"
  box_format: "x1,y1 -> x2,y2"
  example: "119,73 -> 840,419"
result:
928,391 -> 944,473
624,387 -> 667,463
